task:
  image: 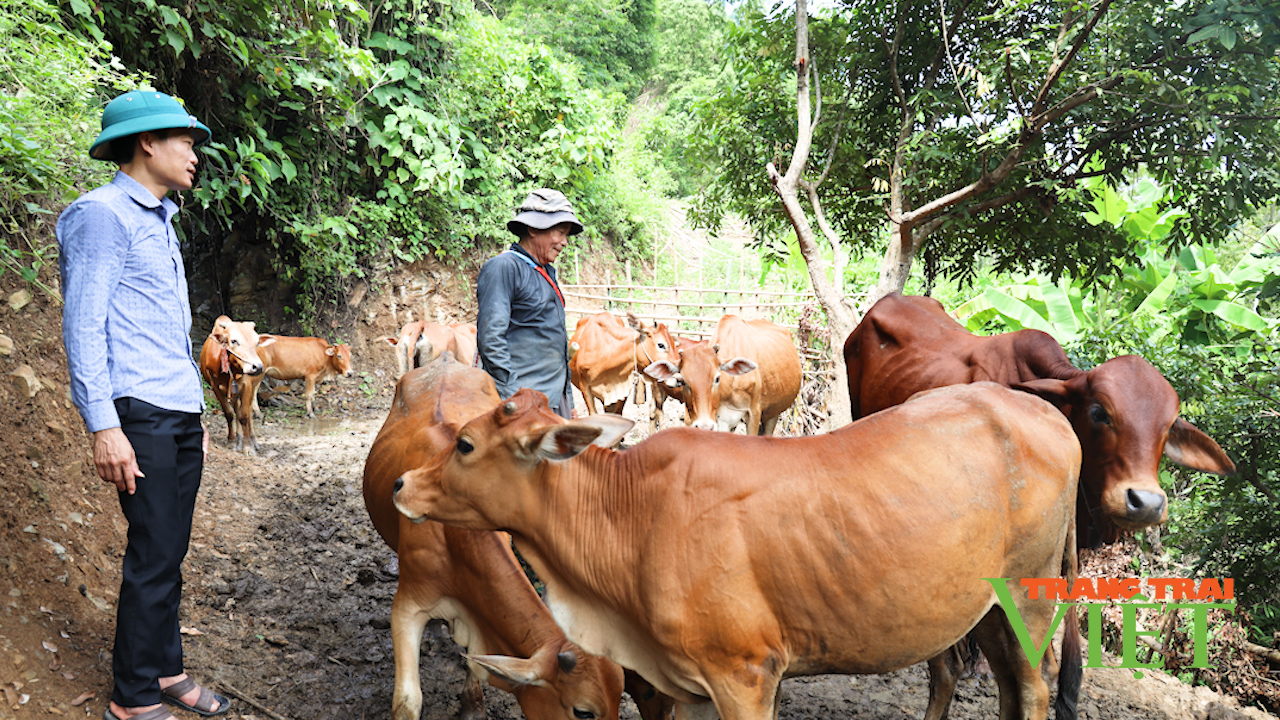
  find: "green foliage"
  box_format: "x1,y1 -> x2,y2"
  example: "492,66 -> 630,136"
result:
0,0 -> 148,290
46,0 -> 663,312
497,0 -> 658,96
689,0 -> 1280,291
956,178 -> 1280,346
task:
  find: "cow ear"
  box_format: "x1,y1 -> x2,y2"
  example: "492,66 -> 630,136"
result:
257,335 -> 277,348
582,415 -> 634,448
643,360 -> 679,382
325,346 -> 336,356
1166,418 -> 1235,475
465,653 -> 549,688
1011,378 -> 1071,410
720,357 -> 758,376
212,317 -> 231,343
626,312 -> 645,333
383,336 -> 399,346
534,416 -> 634,460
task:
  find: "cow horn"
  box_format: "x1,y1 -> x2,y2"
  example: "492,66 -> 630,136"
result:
712,343 -> 720,354
557,650 -> 577,674
504,401 -> 518,416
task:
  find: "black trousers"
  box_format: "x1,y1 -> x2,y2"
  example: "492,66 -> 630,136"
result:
111,397 -> 204,708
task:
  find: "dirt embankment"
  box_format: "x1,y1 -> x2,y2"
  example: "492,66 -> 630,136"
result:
0,261 -> 1277,720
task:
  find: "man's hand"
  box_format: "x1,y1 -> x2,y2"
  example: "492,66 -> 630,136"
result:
93,427 -> 144,494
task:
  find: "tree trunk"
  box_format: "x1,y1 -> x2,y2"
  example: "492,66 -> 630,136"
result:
767,0 -> 854,429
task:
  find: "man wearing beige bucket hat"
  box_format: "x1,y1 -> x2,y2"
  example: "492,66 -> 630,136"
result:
57,90 -> 230,720
476,188 -> 583,418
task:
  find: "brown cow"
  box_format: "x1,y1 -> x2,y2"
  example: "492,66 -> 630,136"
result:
643,315 -> 801,435
198,316 -> 275,454
363,354 -> 627,720
392,383 -> 1083,720
385,321 -> 478,378
569,312 -> 676,430
245,335 -> 353,418
844,292 -> 1235,547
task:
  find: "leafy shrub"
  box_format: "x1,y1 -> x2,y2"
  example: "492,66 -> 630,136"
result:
0,0 -> 149,289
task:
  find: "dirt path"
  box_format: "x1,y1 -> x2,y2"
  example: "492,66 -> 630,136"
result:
169,397 -> 1276,720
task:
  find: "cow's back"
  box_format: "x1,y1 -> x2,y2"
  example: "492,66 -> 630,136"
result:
258,336 -> 328,379
714,316 -> 802,421
615,383 -> 1078,677
844,293 -> 1066,418
364,357 -> 499,549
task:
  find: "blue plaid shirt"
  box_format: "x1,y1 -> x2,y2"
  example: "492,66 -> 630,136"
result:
57,171 -> 203,432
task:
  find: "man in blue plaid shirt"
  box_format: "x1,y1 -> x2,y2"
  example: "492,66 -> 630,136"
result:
58,90 -> 230,720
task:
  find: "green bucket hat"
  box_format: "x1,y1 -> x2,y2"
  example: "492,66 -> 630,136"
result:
89,90 -> 212,162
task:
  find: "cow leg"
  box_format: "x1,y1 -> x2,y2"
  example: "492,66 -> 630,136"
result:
970,608 -> 1050,720
390,591 -> 429,720
758,416 -> 779,437
649,384 -> 666,433
236,391 -> 257,456
458,664 -> 487,720
303,376 -> 317,418
924,646 -> 963,720
580,386 -> 599,415
217,396 -> 236,446
674,700 -> 720,720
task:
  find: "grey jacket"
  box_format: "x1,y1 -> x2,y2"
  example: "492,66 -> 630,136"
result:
476,244 -> 573,414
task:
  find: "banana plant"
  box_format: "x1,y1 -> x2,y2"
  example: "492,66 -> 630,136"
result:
955,172 -> 1279,345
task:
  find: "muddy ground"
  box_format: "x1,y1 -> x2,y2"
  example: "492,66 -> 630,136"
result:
1,263 -> 1277,720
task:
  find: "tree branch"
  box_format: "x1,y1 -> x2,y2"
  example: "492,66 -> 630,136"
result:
1032,0 -> 1115,115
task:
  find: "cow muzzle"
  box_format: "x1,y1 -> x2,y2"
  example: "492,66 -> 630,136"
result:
1103,484 -> 1168,529
392,475 -> 432,524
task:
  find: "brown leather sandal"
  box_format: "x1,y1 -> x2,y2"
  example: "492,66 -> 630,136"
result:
160,677 -> 231,717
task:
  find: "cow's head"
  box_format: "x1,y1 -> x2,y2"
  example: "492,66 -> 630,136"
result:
625,313 -> 676,370
466,641 -> 626,720
1014,354 -> 1234,545
642,342 -> 756,431
393,389 -> 633,531
210,316 -> 274,377
327,343 -> 354,377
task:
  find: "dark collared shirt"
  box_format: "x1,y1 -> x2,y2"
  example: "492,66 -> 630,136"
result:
476,243 -> 573,412
57,171 -> 203,432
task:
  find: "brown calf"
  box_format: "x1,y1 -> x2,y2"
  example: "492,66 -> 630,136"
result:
245,335 -> 353,418
198,316 -> 275,454
363,355 -> 627,720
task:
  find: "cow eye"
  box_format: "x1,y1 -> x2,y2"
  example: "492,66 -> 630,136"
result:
1089,405 -> 1110,426
657,342 -> 667,351
572,710 -> 595,720
457,437 -> 474,455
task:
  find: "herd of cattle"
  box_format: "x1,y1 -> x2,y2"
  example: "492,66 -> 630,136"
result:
199,293 -> 1236,720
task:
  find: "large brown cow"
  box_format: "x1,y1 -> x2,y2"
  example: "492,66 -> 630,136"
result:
393,383 -> 1083,720
844,292 -> 1235,547
643,315 -> 801,435
385,321 -> 478,378
363,355 -> 627,720
569,312 -> 677,430
198,316 -> 275,454
246,335 -> 353,418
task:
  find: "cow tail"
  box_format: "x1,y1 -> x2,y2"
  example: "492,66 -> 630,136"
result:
220,346 -> 230,375
1055,507 -> 1082,720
